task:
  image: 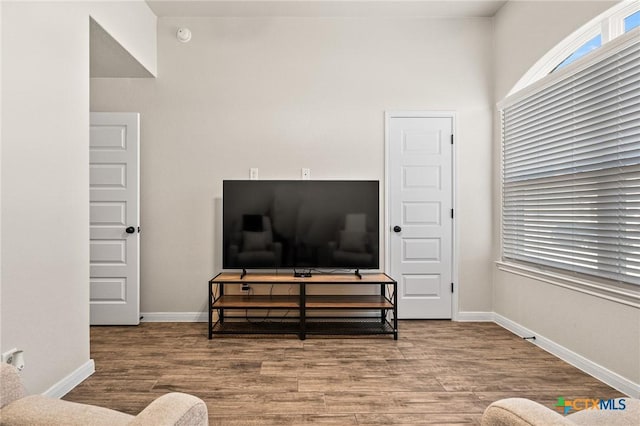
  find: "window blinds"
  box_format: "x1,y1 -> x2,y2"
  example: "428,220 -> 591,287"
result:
501,35 -> 640,286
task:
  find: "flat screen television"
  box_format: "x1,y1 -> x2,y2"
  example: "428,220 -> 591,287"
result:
223,180 -> 379,270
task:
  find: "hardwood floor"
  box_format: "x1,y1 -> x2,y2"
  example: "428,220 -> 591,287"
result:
63,321 -> 624,425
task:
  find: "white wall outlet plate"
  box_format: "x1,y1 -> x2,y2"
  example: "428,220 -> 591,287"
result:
2,348 -> 18,364
250,168 -> 259,180
2,348 -> 25,370
301,168 -> 310,180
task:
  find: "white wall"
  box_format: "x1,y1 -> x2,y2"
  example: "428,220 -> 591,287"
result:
90,16 -> 494,315
1,0 -> 156,394
493,0 -> 640,392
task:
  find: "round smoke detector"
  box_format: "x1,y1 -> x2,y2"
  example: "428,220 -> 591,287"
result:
176,28 -> 192,43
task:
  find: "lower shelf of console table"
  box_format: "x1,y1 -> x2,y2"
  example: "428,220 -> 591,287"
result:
208,273 -> 397,340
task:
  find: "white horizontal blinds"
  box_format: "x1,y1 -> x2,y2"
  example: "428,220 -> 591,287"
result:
502,38 -> 640,286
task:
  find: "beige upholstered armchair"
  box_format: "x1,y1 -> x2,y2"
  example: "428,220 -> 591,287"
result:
481,397 -> 639,425
0,364 -> 208,425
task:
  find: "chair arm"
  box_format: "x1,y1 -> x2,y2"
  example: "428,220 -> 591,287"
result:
481,398 -> 574,426
129,393 -> 208,426
0,364 -> 26,409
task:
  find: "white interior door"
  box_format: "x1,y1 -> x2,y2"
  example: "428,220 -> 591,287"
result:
90,112 -> 140,325
387,113 -> 453,319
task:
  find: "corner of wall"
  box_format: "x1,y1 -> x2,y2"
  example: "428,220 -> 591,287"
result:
42,360 -> 95,399
89,1 -> 158,77
494,312 -> 640,398
1,0 -> 157,396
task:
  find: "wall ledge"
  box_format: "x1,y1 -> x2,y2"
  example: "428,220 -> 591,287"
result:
496,261 -> 640,309
42,359 -> 95,399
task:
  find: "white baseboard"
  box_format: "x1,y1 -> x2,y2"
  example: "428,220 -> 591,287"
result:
455,311 -> 494,322
141,311 -> 208,322
42,359 -> 95,399
494,313 -> 640,399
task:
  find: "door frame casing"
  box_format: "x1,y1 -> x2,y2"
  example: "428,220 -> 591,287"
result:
384,110 -> 459,320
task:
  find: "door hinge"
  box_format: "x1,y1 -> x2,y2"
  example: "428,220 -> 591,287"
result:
451,282 -> 454,293
451,209 -> 454,219
451,134 -> 454,144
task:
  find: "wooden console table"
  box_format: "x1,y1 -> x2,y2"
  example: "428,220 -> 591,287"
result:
208,273 -> 397,340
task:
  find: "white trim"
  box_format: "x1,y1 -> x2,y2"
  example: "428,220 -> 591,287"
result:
494,313 -> 640,399
509,24 -> 601,96
506,0 -> 640,97
496,261 -> 640,309
141,311 -> 208,322
498,111 -> 506,267
384,110 -> 458,319
451,113 -> 459,321
601,13 -> 613,44
42,359 -> 95,399
609,0 -> 640,39
499,26 -> 640,110
454,311 -> 494,322
384,111 -> 391,274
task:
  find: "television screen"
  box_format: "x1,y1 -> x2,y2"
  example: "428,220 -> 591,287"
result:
223,180 -> 379,270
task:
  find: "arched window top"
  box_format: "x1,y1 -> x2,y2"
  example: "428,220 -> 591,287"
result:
552,34 -> 602,72
507,0 -> 640,96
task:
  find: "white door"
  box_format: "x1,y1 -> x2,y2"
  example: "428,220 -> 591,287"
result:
387,113 -> 453,319
90,112 -> 140,325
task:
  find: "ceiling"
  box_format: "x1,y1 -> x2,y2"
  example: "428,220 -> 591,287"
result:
145,0 -> 508,18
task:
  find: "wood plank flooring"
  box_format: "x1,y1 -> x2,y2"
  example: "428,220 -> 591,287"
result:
63,321 -> 624,425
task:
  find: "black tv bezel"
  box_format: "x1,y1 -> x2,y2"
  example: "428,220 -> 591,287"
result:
221,179 -> 381,272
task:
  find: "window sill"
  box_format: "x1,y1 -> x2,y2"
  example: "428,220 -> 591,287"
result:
495,261 -> 640,309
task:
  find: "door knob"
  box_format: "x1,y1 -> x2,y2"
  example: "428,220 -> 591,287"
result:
126,226 -> 136,234
393,225 -> 402,233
